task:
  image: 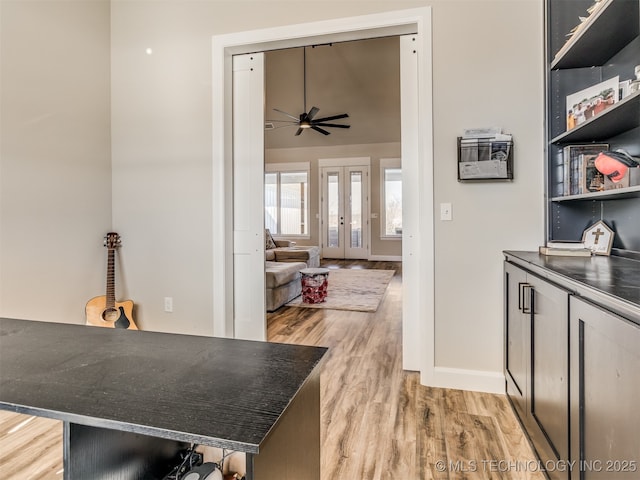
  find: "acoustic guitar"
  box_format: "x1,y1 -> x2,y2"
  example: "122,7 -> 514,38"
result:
85,232 -> 138,330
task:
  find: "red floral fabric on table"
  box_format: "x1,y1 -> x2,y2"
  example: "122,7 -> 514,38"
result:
301,268 -> 330,304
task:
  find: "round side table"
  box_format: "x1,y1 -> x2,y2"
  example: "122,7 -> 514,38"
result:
300,268 -> 330,304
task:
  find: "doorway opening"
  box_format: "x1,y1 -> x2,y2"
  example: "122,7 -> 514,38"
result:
212,7 -> 434,379
263,37 -> 400,262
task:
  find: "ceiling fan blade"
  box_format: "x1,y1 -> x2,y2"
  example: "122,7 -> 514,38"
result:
311,126 -> 330,136
313,122 -> 350,129
307,106 -> 320,120
273,108 -> 300,121
265,119 -> 299,124
295,127 -> 304,136
313,113 -> 349,122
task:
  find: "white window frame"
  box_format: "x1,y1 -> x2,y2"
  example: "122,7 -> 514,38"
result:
265,162 -> 311,239
380,158 -> 402,239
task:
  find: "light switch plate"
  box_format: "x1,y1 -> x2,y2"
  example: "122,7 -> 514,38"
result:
440,203 -> 452,221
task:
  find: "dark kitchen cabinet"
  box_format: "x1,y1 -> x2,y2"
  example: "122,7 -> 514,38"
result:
569,295 -> 640,480
504,261 -> 571,480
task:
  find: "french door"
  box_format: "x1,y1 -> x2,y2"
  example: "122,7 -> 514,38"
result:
320,163 -> 369,259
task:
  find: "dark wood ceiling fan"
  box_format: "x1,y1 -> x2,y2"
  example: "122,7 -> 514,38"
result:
268,46 -> 350,136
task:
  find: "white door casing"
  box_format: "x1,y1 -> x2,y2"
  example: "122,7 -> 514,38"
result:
212,8 -> 433,382
400,33 -> 424,373
232,53 -> 266,341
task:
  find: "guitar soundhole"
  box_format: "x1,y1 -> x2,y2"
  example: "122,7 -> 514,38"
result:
102,308 -> 119,323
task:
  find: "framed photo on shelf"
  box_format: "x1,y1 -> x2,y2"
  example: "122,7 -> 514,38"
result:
566,76 -> 619,131
582,220 -> 614,256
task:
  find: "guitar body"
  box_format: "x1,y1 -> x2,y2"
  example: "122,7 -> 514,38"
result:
86,296 -> 137,330
86,232 -> 138,330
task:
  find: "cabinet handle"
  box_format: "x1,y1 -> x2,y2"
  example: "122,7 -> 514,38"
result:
518,282 -> 530,311
522,284 -> 532,314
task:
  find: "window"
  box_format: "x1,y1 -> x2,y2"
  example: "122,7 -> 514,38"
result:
265,163 -> 309,236
380,158 -> 402,238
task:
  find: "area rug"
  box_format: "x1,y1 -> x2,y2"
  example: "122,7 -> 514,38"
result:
285,268 -> 395,312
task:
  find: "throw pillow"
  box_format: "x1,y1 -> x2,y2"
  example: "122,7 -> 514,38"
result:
265,229 -> 277,250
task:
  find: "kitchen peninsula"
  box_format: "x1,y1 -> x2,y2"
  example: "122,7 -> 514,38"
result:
0,318 -> 326,479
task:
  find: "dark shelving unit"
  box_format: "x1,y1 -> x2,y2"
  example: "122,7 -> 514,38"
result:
546,0 -> 640,254
550,0 -> 639,69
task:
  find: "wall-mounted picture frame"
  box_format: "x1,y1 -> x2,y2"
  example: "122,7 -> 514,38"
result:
582,220 -> 614,256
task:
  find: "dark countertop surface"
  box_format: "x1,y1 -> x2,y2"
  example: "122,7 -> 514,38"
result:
0,318 -> 327,453
504,251 -> 640,320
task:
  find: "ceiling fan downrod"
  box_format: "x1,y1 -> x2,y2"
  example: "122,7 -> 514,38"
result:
269,46 -> 350,136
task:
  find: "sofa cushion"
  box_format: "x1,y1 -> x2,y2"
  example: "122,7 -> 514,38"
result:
265,261 -> 306,288
273,246 -> 320,263
265,229 -> 277,249
265,250 -> 276,261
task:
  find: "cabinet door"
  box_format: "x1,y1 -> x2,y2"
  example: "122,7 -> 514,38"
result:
569,296 -> 640,480
529,274 -> 570,476
504,262 -> 529,417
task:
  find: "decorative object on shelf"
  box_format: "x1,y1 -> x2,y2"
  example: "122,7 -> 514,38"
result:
540,239 -> 592,257
582,154 -> 606,193
538,246 -> 592,257
547,240 -> 587,249
556,0 -> 606,54
582,220 -> 615,256
562,143 -> 609,196
457,130 -> 513,181
629,65 -> 640,94
566,76 -> 619,131
594,150 -> 640,187
619,79 -> 632,99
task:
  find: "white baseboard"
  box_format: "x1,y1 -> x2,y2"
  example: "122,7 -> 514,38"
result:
422,366 -> 505,394
367,255 -> 402,262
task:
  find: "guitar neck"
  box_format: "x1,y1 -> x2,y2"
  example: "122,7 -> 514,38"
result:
106,249 -> 116,309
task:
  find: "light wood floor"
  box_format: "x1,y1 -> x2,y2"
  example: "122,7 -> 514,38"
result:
0,260 -> 543,479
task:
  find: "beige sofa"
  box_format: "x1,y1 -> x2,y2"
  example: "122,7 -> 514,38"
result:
265,231 -> 321,311
265,260 -> 306,312
265,241 -> 320,268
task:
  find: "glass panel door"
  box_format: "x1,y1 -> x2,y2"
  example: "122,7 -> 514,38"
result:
321,165 -> 369,259
349,171 -> 362,249
327,172 -> 341,248
345,167 -> 368,259
321,168 -> 344,258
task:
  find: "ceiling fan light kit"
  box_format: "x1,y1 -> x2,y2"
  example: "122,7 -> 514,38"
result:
269,46 -> 350,136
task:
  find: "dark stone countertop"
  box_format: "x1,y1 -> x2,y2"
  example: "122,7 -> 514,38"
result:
0,318 -> 327,453
504,251 -> 640,323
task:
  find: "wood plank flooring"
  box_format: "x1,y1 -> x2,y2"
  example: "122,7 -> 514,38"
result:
0,260 -> 543,479
0,411 -> 62,478
269,260 -> 544,479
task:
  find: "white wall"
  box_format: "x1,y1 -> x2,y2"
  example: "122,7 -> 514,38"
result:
1,0 -> 544,390
0,1 -> 112,323
431,2 -> 545,374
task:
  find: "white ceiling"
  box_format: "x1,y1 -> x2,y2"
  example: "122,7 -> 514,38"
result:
265,36 -> 400,149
